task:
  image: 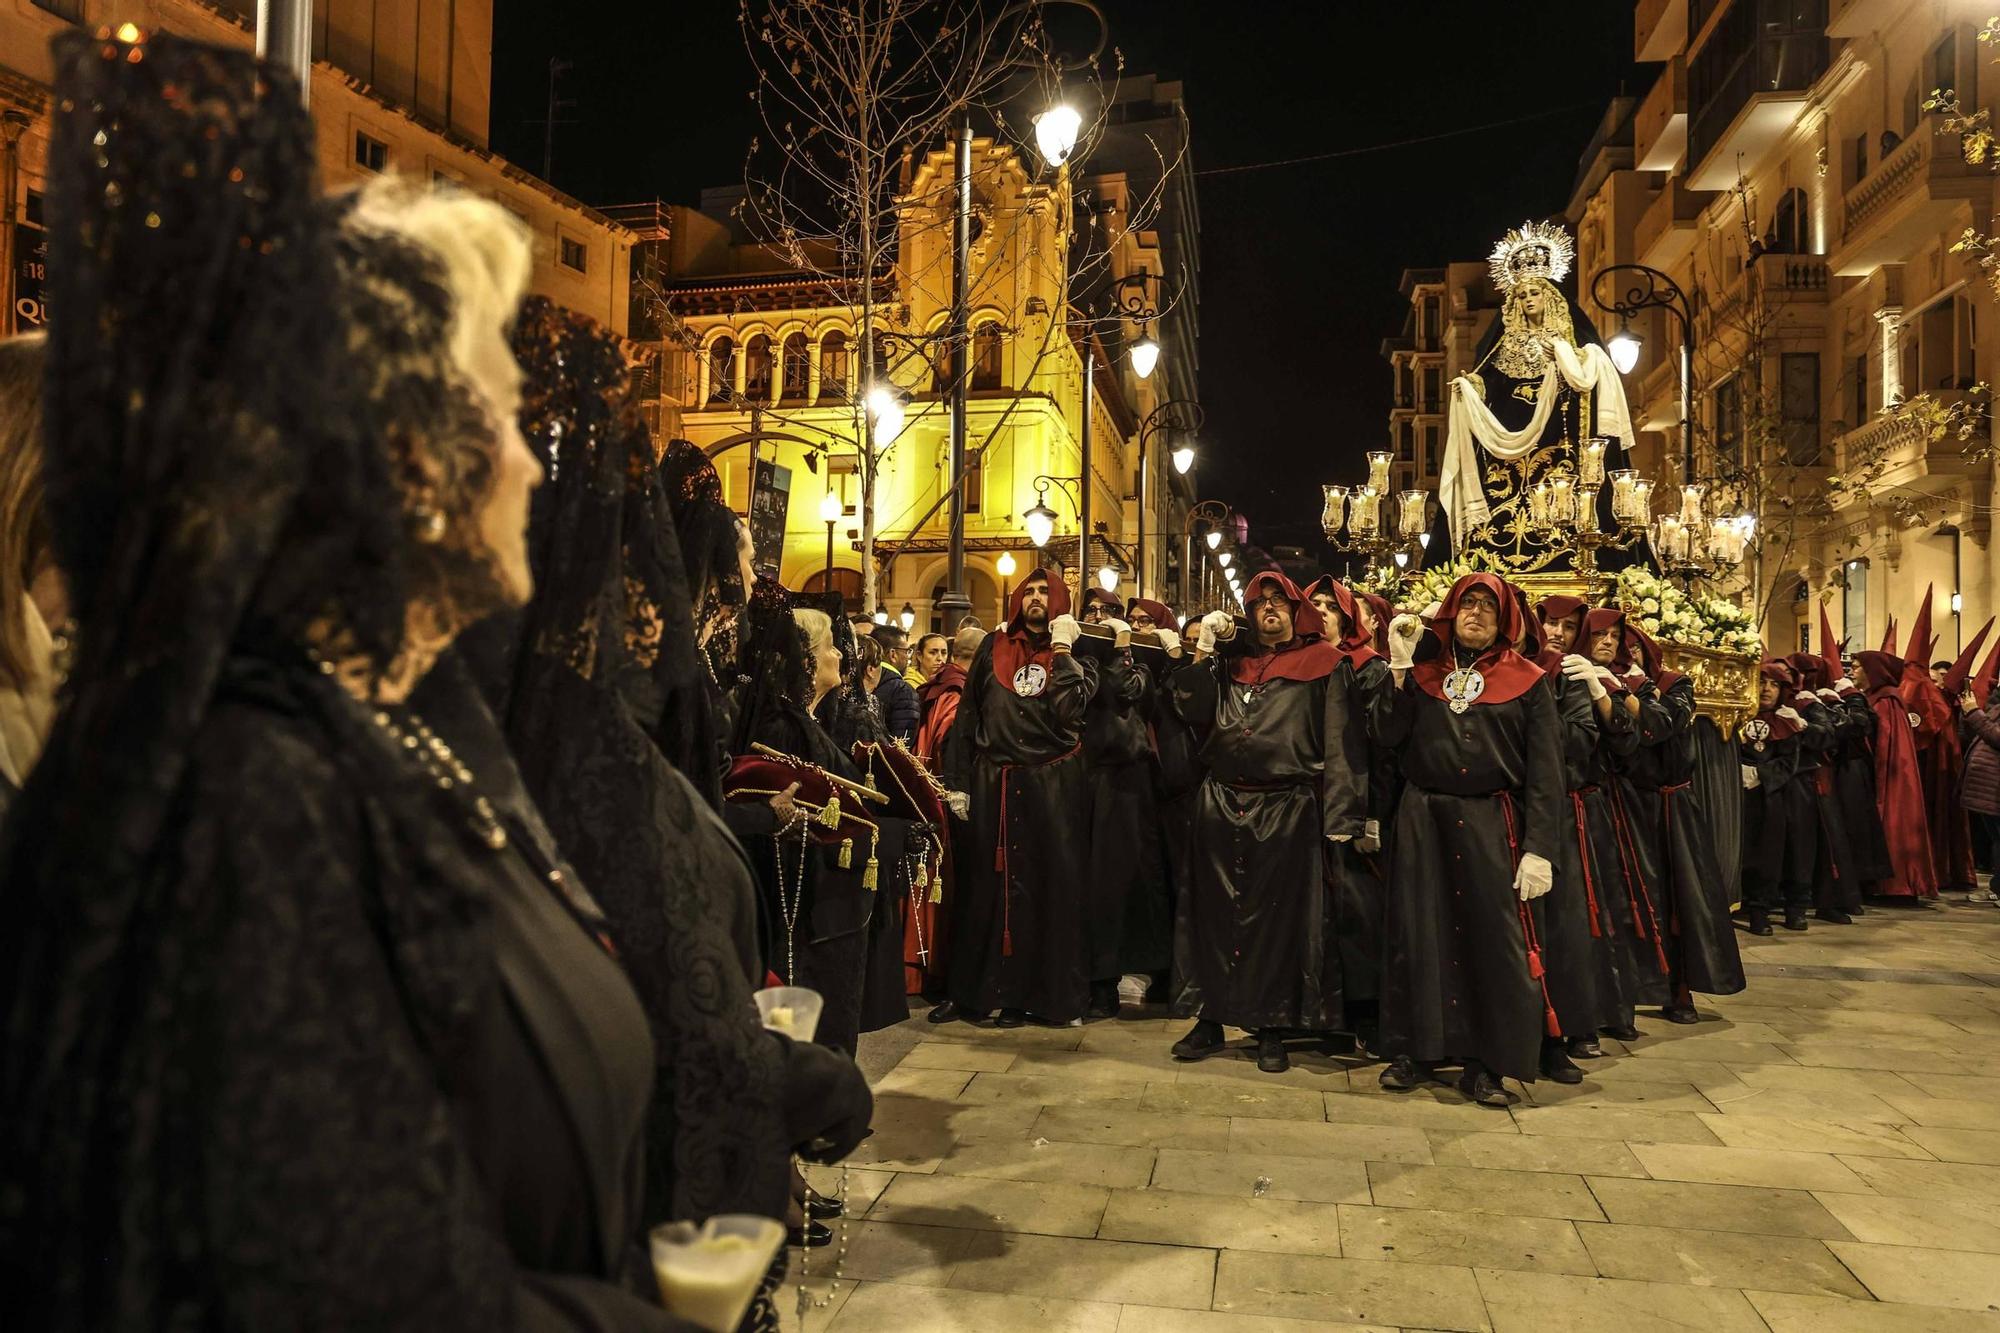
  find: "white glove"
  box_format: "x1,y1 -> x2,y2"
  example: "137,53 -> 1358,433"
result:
1561,654 -> 1607,700
1741,764 -> 1761,790
1388,614 -> 1423,670
1514,852 -> 1553,902
944,790 -> 971,820
1154,625 -> 1183,658
1815,688 -> 1842,704
1356,818 -> 1381,855
1774,705 -> 1804,726
1196,609 -> 1232,655
1831,677 -> 1856,695
1048,614 -> 1080,649
1104,616 -> 1132,649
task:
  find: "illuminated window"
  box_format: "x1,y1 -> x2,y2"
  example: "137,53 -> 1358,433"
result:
707,338 -> 735,403
559,236 -> 588,274
818,333 -> 849,401
354,130 -> 389,173
743,335 -> 774,400
781,333 -> 810,400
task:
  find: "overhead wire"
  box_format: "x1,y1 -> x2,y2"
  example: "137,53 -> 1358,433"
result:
1194,101 -> 1603,179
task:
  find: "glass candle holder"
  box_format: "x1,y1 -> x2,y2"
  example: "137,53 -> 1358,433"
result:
1530,482 -> 1552,527
1680,482 -> 1705,527
1352,488 -> 1381,536
1398,488 -> 1428,539
1366,451 -> 1393,493
1580,437 -> 1607,486
1633,478 -> 1655,522
1609,469 -> 1638,522
1549,476 -> 1575,528
1576,485 -> 1600,533
1656,514 -> 1684,561
1320,484 -> 1348,537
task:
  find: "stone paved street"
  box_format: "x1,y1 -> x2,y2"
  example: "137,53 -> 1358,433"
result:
786,900 -> 2000,1331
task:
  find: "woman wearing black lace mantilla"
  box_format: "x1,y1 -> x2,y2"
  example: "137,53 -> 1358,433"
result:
0,29 -> 693,1330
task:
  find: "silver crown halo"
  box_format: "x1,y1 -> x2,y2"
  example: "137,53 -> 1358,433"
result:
1488,219 -> 1575,291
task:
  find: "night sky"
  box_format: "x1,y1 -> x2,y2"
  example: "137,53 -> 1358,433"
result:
491,2 -> 1642,553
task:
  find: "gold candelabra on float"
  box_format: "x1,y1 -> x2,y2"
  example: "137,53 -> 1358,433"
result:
1650,480 -> 1756,586
1522,438 -> 1649,592
1322,451 -> 1429,574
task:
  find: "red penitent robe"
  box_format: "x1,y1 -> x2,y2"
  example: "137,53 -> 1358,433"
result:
1870,685 -> 1938,899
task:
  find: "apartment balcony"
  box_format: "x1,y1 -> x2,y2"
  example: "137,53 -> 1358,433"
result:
1636,0 -> 1690,61
1828,0 -> 1898,38
1836,124 -> 1993,276
1831,387 -> 1986,506
1635,57 -> 1689,173
1685,11 -> 1829,191
1637,178 -> 1706,271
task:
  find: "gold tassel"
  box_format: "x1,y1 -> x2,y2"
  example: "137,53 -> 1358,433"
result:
838,837 -> 853,870
820,793 -> 842,829
862,830 -> 879,890
914,860 -> 928,889
928,852 -> 944,904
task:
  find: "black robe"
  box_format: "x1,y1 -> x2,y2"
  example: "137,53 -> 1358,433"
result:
1799,696 -> 1860,916
1154,658 -> 1209,1017
1547,673 -> 1633,1034
1378,671 -> 1566,1083
941,640 -> 1098,1021
1624,677 -> 1745,995
1830,691 -> 1893,887
1334,657 -> 1399,1013
1170,653 -> 1368,1032
1083,650 -> 1170,978
1739,707 -> 1833,911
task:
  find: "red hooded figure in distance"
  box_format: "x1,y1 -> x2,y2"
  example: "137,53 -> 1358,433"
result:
935,568 -> 1099,1024
1376,573 -> 1569,1107
1165,570 -> 1368,1074
1855,650 -> 1937,898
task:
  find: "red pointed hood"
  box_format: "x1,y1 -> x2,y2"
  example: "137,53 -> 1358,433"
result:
1856,650 -> 1905,693
1231,570 -> 1349,685
1818,601 -> 1843,679
1905,585 -> 1935,664
1942,619 -> 1995,698
1361,592 -> 1394,656
1882,617 -> 1899,656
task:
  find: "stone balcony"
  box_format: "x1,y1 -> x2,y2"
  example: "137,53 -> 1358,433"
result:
1637,178 -> 1707,271
1837,124 -> 1993,276
1634,57 -> 1688,172
1635,0 -> 1689,60
1831,388 -> 1987,506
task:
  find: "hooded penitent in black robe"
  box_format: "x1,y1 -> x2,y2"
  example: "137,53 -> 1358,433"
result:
1154,646 -> 1210,1017
1081,634 -> 1170,980
1542,666 -> 1635,1034
1829,688 -> 1892,893
1171,572 -> 1368,1033
1738,668 -> 1836,916
1378,574 -> 1565,1084
940,573 -> 1098,1022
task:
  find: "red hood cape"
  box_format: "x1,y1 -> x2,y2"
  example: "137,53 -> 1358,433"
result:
1857,653 -> 1940,897
1749,662 -> 1802,740
1618,620 -> 1683,694
1410,572 -> 1546,706
918,661 -> 967,707
1125,597 -> 1181,634
1941,619 -> 1994,701
990,567 -> 1070,697
1361,591 -> 1394,656
1302,574 -> 1382,669
1897,659 -> 1955,746
1533,593 -> 1589,674
1230,570 -> 1349,685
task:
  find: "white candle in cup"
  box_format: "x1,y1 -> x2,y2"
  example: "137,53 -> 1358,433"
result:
1581,438 -> 1606,486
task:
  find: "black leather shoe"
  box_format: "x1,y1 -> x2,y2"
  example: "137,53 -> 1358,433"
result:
1783,909 -> 1810,932
993,1008 -> 1026,1028
1458,1065 -> 1519,1108
1566,1037 -> 1604,1059
1540,1043 -> 1584,1085
1379,1055 -> 1426,1091
926,1000 -> 963,1024
1746,907 -> 1774,936
787,1220 -> 833,1248
803,1194 -> 843,1220
1171,1019 -> 1226,1061
1256,1033 -> 1290,1074
1601,1024 -> 1642,1042
1660,1005 -> 1700,1025
1817,908 -> 1853,925
1086,980 -> 1121,1021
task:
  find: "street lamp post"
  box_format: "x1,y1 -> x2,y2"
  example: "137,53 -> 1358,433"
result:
1136,399 -> 1203,601
819,487 -> 842,603
1590,263 -> 1695,484
1183,499 -> 1233,614
1076,270 -> 1165,614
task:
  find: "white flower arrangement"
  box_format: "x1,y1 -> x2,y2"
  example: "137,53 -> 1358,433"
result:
1616,567 -> 1762,656
1398,550 -> 1504,614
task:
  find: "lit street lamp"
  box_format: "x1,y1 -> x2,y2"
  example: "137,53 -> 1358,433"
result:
1172,443 -> 1196,474
1590,263 -> 1694,482
1034,104 -> 1081,167
1097,565 -> 1120,593
865,383 -> 905,444
899,602 -> 917,632
1129,333 -> 1160,380
996,550 -> 1018,577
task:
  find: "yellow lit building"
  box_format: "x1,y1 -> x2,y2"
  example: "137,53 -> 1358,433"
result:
1,0 -> 634,337
648,83 -> 1203,633
1576,0 -> 1999,659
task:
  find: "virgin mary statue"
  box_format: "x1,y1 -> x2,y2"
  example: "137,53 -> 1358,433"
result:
1435,220 -> 1639,574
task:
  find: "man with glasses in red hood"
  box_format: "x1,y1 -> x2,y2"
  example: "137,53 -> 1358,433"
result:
936,570 -> 1098,1026
1167,570 -> 1367,1073
1376,573 -> 1566,1107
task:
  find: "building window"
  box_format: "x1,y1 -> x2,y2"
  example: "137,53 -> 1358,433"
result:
1843,559 -> 1868,650
1849,351 -> 1868,428
1713,375 -> 1743,466
1769,187 -> 1807,253
1399,420 -> 1415,462
818,332 -> 849,401
559,236 -> 588,274
1423,424 -> 1441,477
781,333 -> 810,401
743,334 -> 774,401
964,454 -> 983,514
24,190 -> 43,226
1397,364 -> 1413,408
354,130 -> 389,173
1781,352 -> 1820,465
1850,133 -> 1868,184
1421,367 -> 1441,413
707,338 -> 735,403
972,323 -> 1004,390
1932,31 -> 1958,102
1420,298 -> 1439,347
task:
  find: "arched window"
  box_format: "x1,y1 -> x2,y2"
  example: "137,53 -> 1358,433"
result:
972,323 -> 1004,390
744,334 -> 774,402
1771,187 -> 1808,254
800,567 -> 863,616
781,332 -> 810,400
707,337 -> 735,403
818,332 -> 849,401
